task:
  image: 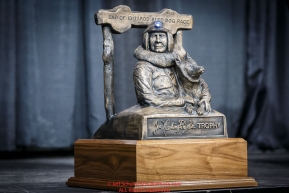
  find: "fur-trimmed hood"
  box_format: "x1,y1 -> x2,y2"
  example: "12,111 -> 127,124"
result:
134,46 -> 178,68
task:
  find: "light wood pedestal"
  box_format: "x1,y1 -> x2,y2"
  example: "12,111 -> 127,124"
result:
66,138 -> 257,191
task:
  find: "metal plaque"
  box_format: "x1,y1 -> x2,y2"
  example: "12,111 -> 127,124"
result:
146,116 -> 225,139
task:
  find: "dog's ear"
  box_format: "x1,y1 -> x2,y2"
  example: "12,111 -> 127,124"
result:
186,53 -> 192,59
175,58 -> 181,65
186,53 -> 196,63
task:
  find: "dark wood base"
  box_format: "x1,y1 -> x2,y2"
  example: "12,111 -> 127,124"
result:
66,138 -> 257,191
67,177 -> 257,191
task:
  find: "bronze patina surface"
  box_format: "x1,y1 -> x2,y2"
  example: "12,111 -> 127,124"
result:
94,105 -> 227,140
95,5 -> 193,34
94,5 -> 228,140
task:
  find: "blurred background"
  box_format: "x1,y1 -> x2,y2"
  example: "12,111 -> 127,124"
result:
0,0 -> 288,153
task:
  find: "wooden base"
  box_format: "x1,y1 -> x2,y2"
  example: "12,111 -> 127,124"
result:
66,138 -> 257,191
67,177 -> 257,191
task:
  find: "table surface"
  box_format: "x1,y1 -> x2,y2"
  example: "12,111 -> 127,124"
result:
0,153 -> 289,193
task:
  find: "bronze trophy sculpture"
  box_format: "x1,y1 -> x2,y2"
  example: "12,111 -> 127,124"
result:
67,5 -> 257,191
94,20 -> 227,140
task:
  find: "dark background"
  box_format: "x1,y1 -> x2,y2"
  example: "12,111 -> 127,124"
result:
0,0 -> 288,152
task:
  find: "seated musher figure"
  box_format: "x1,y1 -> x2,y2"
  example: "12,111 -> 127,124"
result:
133,21 -> 211,115
94,21 -> 225,140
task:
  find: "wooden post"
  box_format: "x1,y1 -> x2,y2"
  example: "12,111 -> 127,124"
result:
102,25 -> 115,121
174,30 -> 187,60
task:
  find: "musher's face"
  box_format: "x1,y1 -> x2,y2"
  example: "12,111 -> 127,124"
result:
149,32 -> 168,53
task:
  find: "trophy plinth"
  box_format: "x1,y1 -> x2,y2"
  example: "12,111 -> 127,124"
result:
66,138 -> 257,191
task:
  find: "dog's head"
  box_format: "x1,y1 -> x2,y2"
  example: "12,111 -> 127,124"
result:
175,53 -> 204,83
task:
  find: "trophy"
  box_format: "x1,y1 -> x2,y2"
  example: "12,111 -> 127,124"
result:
67,5 -> 257,191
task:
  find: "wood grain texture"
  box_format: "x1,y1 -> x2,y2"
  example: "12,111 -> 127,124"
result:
136,138 -> 247,181
66,177 -> 257,191
69,138 -> 257,191
74,139 -> 136,181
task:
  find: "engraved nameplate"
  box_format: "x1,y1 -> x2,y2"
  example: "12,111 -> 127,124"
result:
146,116 -> 225,139
95,5 -> 193,34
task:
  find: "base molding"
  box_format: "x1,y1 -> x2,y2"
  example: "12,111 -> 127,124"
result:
67,177 -> 257,191
66,138 -> 257,191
